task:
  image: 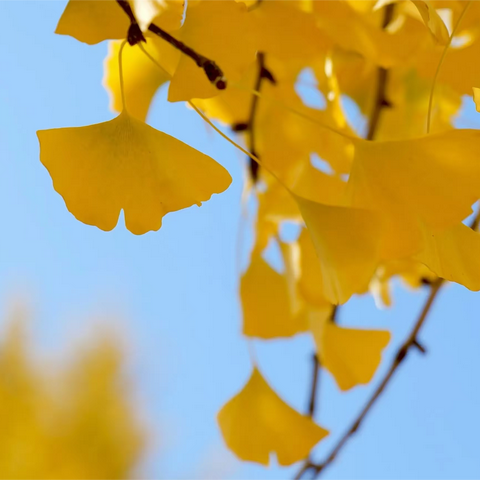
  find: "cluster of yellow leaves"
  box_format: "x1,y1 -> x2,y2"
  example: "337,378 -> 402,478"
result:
38,0 -> 480,468
0,310 -> 146,479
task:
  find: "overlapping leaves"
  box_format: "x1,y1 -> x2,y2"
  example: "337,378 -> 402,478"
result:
40,0 -> 480,468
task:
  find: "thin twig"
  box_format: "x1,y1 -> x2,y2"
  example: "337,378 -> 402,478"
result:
295,306 -> 337,480
232,52 -> 275,182
307,354 -> 320,417
301,279 -> 444,479
116,0 -> 226,90
366,3 -> 394,140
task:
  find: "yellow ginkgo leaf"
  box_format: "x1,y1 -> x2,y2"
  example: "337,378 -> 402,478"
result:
310,314 -> 390,391
218,368 -> 328,466
37,111 -> 231,235
103,39 -> 180,121
55,0 -> 129,45
297,228 -> 330,309
295,195 -> 384,305
346,131 -> 480,235
56,0 -> 183,45
168,1 -> 257,102
411,0 -> 450,45
240,250 -> 307,339
415,222 -> 480,291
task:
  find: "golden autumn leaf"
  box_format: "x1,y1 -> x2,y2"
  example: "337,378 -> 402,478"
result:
310,313 -> 391,391
295,195 -> 384,305
415,222 -> 480,291
218,368 -> 328,466
241,253 -> 307,339
56,0 -> 184,45
55,0 -> 129,45
37,111 -> 231,234
345,131 -> 480,258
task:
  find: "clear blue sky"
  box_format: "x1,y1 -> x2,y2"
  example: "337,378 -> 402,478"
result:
1,2 -> 480,479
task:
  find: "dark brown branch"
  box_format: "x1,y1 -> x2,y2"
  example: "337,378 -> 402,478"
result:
232,52 -> 275,182
298,279 -> 444,479
116,0 -> 226,90
294,306 -> 337,480
366,3 -> 395,141
307,354 -> 320,417
116,0 -> 146,45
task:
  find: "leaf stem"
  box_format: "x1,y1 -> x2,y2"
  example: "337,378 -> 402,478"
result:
118,39 -> 129,112
426,1 -> 471,134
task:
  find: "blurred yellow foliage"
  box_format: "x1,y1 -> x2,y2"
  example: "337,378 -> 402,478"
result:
0,308 -> 146,479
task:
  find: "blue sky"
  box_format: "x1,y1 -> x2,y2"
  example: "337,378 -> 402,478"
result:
1,2 -> 480,479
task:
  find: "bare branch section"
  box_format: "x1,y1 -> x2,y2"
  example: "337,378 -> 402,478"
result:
307,354 -> 320,417
366,3 -> 395,140
115,0 -> 226,90
232,52 -> 276,182
294,306 -> 337,480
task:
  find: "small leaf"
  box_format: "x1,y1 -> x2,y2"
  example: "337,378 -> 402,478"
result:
310,314 -> 390,391
218,368 -> 328,466
295,195 -> 384,305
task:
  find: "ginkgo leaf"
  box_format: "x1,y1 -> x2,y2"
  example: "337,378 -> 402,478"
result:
295,195 -> 384,305
103,39 -> 179,121
297,229 -> 330,309
218,368 -> 328,466
415,222 -> 480,291
411,0 -> 450,45
55,0 -> 129,45
56,0 -> 184,45
241,254 -> 307,339
37,111 -> 231,235
310,314 -> 390,391
168,1 -> 257,102
346,131 -> 480,240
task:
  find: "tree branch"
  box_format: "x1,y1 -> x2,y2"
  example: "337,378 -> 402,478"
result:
308,354 -> 320,417
232,52 -> 275,182
116,0 -> 226,90
298,279 -> 443,479
366,3 -> 395,140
